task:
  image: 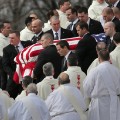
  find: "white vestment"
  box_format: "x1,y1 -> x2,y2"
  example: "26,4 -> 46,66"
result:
64,66 -> 86,94
45,84 -> 87,120
8,93 -> 51,120
15,90 -> 27,101
56,9 -> 70,29
20,27 -> 34,41
42,20 -> 51,32
88,0 -> 108,21
37,76 -> 58,100
0,89 -> 14,120
110,45 -> 120,70
0,33 -> 9,56
83,61 -> 120,120
87,58 -> 99,74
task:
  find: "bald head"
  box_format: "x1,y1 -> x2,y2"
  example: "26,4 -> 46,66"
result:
96,42 -> 107,54
58,72 -> 70,85
32,19 -> 43,34
26,83 -> 38,95
104,22 -> 116,37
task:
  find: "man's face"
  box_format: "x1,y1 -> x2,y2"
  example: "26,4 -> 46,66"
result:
102,12 -> 111,22
2,23 -> 11,37
104,24 -> 112,36
32,21 -> 42,34
50,19 -> 60,32
76,25 -> 84,37
56,45 -> 66,56
66,9 -> 75,22
9,33 -> 20,45
78,12 -> 88,23
62,1 -> 71,11
40,36 -> 50,48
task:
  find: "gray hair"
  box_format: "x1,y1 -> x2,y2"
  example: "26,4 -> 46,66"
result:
26,83 -> 38,95
41,33 -> 54,43
43,62 -> 54,76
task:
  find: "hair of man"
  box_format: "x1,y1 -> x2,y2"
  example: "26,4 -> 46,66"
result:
43,62 -> 54,76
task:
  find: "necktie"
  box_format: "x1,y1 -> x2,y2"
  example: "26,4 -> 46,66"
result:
15,46 -> 19,53
69,22 -> 73,31
54,32 -> 59,40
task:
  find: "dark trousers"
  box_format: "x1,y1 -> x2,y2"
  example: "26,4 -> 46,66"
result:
0,56 -> 7,90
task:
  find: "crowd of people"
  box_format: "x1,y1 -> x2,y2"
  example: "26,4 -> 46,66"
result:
0,0 -> 120,120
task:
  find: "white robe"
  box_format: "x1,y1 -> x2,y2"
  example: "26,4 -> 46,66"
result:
83,61 -> 120,120
0,33 -> 9,56
64,66 -> 86,94
37,76 -> 58,100
110,45 -> 120,70
56,9 -> 70,29
20,27 -> 34,41
15,90 -> 27,101
88,1 -> 108,21
8,93 -> 51,120
0,89 -> 14,120
45,84 -> 87,120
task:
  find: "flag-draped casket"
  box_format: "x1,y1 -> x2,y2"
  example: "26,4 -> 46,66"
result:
13,37 -> 82,84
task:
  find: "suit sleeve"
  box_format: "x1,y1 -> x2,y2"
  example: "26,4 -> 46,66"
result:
33,51 -> 46,79
2,48 -> 14,76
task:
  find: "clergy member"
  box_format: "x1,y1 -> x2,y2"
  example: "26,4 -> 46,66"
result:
84,49 -> 120,120
8,83 -> 51,120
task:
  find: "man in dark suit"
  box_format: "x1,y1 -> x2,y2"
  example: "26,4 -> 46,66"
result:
77,7 -> 104,35
104,21 -> 116,52
45,15 -> 74,40
75,21 -> 97,74
33,33 -> 62,83
31,19 -> 44,44
66,7 -> 79,37
102,7 -> 120,32
108,0 -> 120,9
2,30 -> 32,98
56,40 -> 73,72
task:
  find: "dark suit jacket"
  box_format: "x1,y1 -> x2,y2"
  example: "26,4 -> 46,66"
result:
2,41 -> 32,98
75,33 -> 97,74
31,31 -> 44,44
67,20 -> 79,37
112,17 -> 120,32
61,51 -> 73,72
106,36 -> 116,52
34,45 -> 62,82
108,1 -> 120,9
2,41 -> 32,77
89,18 -> 104,35
46,28 -> 74,40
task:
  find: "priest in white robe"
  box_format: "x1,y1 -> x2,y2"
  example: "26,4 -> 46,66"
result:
37,62 -> 58,100
64,53 -> 86,94
8,83 -> 51,120
87,42 -> 108,74
45,72 -> 87,120
83,49 -> 120,120
0,89 -> 14,120
110,32 -> 120,70
15,76 -> 33,101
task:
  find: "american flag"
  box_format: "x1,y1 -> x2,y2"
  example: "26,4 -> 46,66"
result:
92,33 -> 107,42
13,37 -> 82,84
